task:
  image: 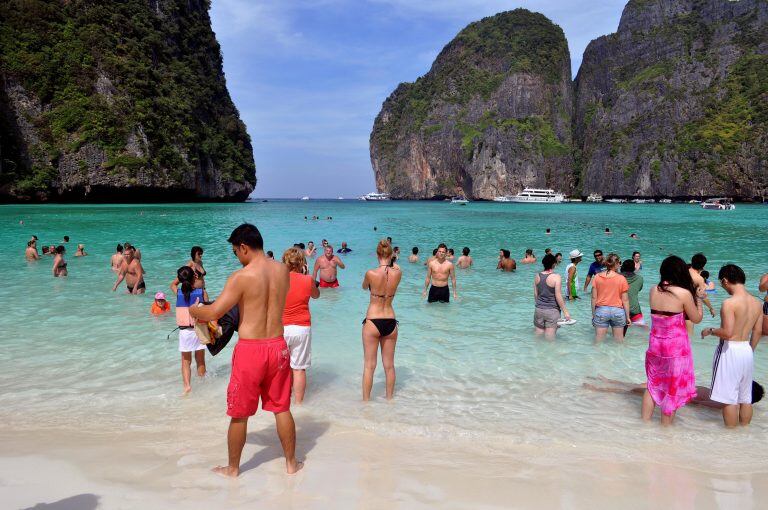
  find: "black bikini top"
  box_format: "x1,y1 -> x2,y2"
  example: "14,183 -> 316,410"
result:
370,265 -> 396,299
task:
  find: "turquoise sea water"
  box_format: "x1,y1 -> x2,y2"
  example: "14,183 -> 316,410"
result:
2,201 -> 767,471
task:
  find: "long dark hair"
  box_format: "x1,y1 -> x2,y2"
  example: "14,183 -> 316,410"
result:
177,266 -> 195,302
190,246 -> 203,260
658,255 -> 696,299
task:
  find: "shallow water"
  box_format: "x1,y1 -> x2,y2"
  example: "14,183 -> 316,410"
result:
2,201 -> 767,472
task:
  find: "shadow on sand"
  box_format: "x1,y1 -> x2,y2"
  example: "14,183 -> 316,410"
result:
239,416 -> 330,474
21,494 -> 100,510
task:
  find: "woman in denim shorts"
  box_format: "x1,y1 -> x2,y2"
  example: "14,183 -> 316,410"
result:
591,253 -> 631,343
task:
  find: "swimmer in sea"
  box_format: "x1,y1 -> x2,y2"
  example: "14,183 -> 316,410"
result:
546,228 -> 551,235
497,249 -> 516,272
25,240 -> 40,261
630,233 -> 639,239
171,246 -> 209,301
313,245 -> 345,288
337,242 -> 352,254
63,235 -> 70,243
408,247 -> 419,263
447,248 -> 455,261
555,252 -> 563,267
53,245 -> 67,277
111,244 -> 123,272
305,241 -> 316,258
456,247 -> 473,269
75,244 -> 87,257
423,243 -> 456,303
583,375 -> 764,411
604,228 -> 611,235
520,249 -> 536,264
689,253 -> 716,330
112,243 -> 145,294
632,251 -> 642,271
702,270 -> 716,293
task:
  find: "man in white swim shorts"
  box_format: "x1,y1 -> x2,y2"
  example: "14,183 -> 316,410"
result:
701,264 -> 763,427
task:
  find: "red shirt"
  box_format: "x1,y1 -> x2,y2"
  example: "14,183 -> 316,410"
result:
283,272 -> 313,326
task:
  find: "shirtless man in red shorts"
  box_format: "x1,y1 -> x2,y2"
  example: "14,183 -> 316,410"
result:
190,223 -> 302,476
312,245 -> 345,288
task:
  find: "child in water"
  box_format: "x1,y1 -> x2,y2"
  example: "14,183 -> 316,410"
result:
151,292 -> 171,315
702,270 -> 717,293
176,266 -> 206,394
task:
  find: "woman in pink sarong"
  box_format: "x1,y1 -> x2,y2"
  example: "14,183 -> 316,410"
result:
642,255 -> 704,425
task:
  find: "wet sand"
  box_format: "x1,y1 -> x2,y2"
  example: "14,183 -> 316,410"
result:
2,409 -> 766,510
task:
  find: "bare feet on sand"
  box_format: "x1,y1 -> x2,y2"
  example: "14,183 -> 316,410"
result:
286,460 -> 304,475
212,465 -> 239,478
182,386 -> 191,396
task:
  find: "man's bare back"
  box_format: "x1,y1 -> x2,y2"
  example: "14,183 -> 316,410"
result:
195,255 -> 288,339
714,290 -> 762,343
457,255 -> 473,269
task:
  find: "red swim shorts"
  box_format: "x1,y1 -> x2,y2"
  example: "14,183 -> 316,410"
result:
319,279 -> 339,288
226,337 -> 291,418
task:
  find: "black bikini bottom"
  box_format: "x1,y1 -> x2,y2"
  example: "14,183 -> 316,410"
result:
363,318 -> 398,337
127,281 -> 146,292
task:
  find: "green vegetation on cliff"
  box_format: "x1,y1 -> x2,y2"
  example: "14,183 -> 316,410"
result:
0,0 -> 254,196
372,9 -> 570,166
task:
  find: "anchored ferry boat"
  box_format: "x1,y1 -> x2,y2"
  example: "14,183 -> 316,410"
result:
359,192 -> 391,201
495,188 -> 565,203
701,198 -> 735,210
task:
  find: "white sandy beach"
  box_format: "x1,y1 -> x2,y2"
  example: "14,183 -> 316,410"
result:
3,405 -> 767,510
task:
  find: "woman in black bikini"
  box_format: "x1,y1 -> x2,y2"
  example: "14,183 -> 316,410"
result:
170,246 -> 209,301
52,245 -> 67,277
361,239 -> 402,401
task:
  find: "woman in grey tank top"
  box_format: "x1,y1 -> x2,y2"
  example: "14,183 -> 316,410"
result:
534,254 -> 571,339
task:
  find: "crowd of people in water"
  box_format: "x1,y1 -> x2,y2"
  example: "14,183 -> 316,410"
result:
21,223 -> 768,476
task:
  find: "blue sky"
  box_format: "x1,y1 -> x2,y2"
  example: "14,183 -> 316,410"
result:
210,0 -> 628,198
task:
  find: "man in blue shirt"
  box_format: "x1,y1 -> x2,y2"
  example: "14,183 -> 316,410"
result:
583,249 -> 605,292
337,242 -> 352,254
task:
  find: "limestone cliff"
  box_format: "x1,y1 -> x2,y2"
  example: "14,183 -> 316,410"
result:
369,10 -> 574,200
0,0 -> 255,202
575,0 -> 768,198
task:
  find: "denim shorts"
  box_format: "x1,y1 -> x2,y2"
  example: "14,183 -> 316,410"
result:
592,306 -> 627,328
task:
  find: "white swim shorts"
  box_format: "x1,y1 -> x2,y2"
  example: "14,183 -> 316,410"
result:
179,328 -> 206,353
284,325 -> 312,370
710,340 -> 753,405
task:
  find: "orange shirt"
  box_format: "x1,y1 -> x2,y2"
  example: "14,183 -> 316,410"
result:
283,272 -> 313,326
150,301 -> 170,315
593,272 -> 629,307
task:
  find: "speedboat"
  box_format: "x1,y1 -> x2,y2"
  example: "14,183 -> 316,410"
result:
359,192 -> 391,201
659,198 -> 672,204
631,198 -> 655,204
506,188 -> 565,203
605,198 -> 627,204
586,193 -> 603,203
301,196 -> 310,201
450,196 -> 469,205
701,198 -> 735,210
493,195 -> 514,202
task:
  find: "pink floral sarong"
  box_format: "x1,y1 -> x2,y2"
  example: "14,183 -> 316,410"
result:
645,311 -> 697,415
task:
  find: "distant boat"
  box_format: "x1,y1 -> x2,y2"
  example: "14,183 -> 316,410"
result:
566,198 -> 583,202
359,192 -> 390,201
450,196 -> 469,205
301,196 -> 310,201
586,194 -> 603,203
605,198 -> 627,204
631,198 -> 655,204
701,198 -> 735,210
337,196 -> 344,200
495,188 -> 565,203
659,198 -> 672,204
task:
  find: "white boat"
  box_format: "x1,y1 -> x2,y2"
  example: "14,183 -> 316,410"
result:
567,198 -> 583,203
359,192 -> 391,201
337,196 -> 344,200
450,196 -> 469,205
701,198 -> 735,210
605,198 -> 627,204
659,198 -> 672,204
688,200 -> 701,204
493,195 -> 514,202
301,196 -> 310,201
586,193 -> 603,203
505,188 -> 565,203
631,198 -> 655,204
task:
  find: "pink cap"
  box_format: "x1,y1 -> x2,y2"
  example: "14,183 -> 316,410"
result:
155,292 -> 166,300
